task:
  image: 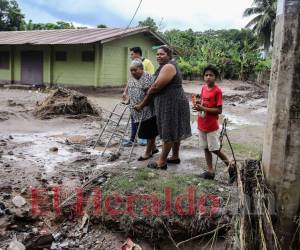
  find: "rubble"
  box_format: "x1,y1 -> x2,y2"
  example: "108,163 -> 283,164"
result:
49,147 -> 59,152
12,195 -> 26,208
121,238 -> 142,250
0,202 -> 5,216
25,234 -> 54,249
7,239 -> 26,250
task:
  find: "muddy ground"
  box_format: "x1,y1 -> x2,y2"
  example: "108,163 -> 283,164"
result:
0,80 -> 268,249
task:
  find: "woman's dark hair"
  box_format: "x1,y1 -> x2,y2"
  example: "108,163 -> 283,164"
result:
157,45 -> 173,59
130,47 -> 142,56
203,65 -> 220,77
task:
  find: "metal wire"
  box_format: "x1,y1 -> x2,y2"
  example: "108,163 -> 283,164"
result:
126,0 -> 143,29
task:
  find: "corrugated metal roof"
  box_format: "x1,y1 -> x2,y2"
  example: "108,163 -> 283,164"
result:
0,27 -> 167,45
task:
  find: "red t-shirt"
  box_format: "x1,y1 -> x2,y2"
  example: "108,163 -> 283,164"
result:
198,84 -> 223,132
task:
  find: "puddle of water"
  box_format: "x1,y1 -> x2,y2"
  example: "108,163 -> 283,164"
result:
190,110 -> 259,132
95,161 -> 127,170
9,133 -> 98,172
246,98 -> 267,107
223,113 -> 260,129
252,107 -> 267,114
9,131 -> 122,175
12,133 -> 80,174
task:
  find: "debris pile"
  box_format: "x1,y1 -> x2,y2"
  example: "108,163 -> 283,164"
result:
33,88 -> 100,119
223,90 -> 267,104
235,160 -> 280,249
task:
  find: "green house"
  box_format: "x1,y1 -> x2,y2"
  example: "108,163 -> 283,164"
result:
0,27 -> 170,87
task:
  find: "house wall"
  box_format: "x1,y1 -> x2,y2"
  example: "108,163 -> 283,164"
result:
53,44 -> 95,86
13,45 -> 51,83
0,46 -> 13,83
0,33 -> 161,87
100,33 -> 160,87
0,44 -> 95,86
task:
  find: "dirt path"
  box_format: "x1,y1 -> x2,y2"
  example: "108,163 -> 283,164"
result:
0,81 -> 267,249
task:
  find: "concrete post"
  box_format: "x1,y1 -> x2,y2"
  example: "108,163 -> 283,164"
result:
262,0 -> 300,245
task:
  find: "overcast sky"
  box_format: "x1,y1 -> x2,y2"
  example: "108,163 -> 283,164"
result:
18,0 -> 253,31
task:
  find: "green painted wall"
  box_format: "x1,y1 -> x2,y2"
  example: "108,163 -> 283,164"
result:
13,45 -> 50,82
0,44 -> 95,86
100,33 -> 160,87
0,46 -> 11,81
53,44 -> 95,86
0,33 -> 161,87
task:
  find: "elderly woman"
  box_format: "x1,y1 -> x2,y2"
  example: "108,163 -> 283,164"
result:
127,59 -> 159,160
135,46 -> 191,169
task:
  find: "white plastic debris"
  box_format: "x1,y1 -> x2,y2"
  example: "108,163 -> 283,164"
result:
8,239 -> 26,250
12,195 -> 26,208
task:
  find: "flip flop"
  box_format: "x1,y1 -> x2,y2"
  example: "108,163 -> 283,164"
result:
147,161 -> 167,170
167,158 -> 181,164
137,155 -> 152,161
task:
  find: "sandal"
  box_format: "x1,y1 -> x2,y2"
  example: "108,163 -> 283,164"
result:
198,171 -> 215,180
147,161 -> 167,170
167,158 -> 181,164
137,155 -> 152,161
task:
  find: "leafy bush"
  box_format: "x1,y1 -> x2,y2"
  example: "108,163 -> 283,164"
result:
178,58 -> 193,78
255,59 -> 272,73
163,28 -> 263,81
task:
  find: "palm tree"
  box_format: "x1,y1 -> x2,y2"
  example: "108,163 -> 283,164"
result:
243,0 -> 277,58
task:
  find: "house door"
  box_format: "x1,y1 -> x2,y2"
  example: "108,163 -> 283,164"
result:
21,51 -> 43,85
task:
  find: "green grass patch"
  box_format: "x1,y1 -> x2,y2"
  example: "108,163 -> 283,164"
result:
223,142 -> 262,159
105,168 -> 220,199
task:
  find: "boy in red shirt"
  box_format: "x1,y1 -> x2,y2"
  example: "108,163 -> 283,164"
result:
193,65 -> 236,183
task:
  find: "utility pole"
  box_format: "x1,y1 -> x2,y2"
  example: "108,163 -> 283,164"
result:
262,0 -> 300,246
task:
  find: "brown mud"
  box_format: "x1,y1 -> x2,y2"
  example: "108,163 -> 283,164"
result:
0,80 -> 267,249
